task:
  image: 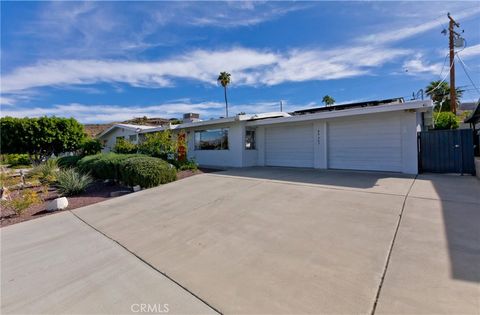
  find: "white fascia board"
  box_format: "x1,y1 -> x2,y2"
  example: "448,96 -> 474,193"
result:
141,117 -> 239,134
97,124 -> 128,138
139,112 -> 290,133
97,124 -> 156,138
245,100 -> 433,127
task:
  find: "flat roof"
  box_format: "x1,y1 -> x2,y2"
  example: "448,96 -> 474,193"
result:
105,99 -> 432,137
246,100 -> 432,127
292,97 -> 405,115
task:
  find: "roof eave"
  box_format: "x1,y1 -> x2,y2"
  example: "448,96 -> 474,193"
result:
246,100 -> 433,127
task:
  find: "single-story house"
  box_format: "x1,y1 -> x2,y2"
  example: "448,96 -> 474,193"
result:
98,98 -> 433,174
98,124 -> 158,151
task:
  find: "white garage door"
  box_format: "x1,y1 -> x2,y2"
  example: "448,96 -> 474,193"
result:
265,124 -> 314,167
328,115 -> 402,172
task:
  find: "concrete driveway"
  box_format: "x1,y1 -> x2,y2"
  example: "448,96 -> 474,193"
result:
2,167 -> 479,314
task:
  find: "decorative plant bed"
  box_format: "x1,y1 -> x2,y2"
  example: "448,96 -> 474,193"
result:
1,167 -> 221,227
1,181 -> 130,227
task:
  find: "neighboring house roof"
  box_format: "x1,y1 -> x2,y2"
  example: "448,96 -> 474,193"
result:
292,97 -> 405,115
459,101 -> 479,111
464,99 -> 480,125
97,123 -> 157,138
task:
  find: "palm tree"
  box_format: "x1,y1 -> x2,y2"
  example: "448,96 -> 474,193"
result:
322,95 -> 335,106
217,72 -> 231,117
425,80 -> 463,112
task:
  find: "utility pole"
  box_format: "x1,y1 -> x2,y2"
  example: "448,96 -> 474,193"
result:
448,13 -> 460,114
280,100 -> 283,112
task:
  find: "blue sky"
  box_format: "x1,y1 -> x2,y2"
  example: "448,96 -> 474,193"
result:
1,1 -> 480,123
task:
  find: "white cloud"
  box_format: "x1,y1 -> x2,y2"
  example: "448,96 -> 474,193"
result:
2,46 -> 410,93
402,53 -> 443,76
459,44 -> 480,59
0,96 -> 17,106
186,4 -> 305,27
0,101 -> 308,123
11,1 -> 305,61
359,7 -> 480,45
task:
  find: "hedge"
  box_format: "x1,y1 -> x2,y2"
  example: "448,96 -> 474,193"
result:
119,156 -> 177,188
57,155 -> 82,169
77,153 -> 176,188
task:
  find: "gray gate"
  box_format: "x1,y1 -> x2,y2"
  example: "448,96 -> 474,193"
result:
418,129 -> 475,175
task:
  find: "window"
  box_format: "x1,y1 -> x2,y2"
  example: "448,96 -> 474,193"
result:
194,128 -> 229,150
129,134 -> 137,142
245,129 -> 256,150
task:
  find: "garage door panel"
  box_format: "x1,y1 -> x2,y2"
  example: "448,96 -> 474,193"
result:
266,124 -> 313,167
328,116 -> 402,172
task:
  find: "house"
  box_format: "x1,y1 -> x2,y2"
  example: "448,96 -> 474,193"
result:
97,124 -> 157,152
464,99 -> 480,177
97,99 -> 434,174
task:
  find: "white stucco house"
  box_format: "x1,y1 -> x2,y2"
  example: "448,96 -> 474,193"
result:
97,98 -> 433,174
98,124 -> 157,152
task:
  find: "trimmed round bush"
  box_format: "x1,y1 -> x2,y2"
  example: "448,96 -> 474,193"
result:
57,156 -> 82,169
77,153 -> 143,179
119,156 -> 177,188
77,154 -> 103,177
77,153 -> 175,188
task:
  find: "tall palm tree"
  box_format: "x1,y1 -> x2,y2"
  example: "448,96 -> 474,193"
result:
425,80 -> 463,112
322,95 -> 335,106
217,72 -> 231,117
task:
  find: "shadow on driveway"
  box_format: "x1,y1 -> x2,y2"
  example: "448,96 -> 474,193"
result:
414,174 -> 480,283
216,166 -> 415,194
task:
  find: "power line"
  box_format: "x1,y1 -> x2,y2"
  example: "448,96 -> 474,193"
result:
456,53 -> 480,95
428,60 -> 455,94
438,53 -> 449,78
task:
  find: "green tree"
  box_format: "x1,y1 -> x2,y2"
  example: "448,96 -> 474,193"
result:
434,112 -> 459,130
137,130 -> 179,161
0,116 -> 85,162
425,80 -> 464,112
81,138 -> 103,155
322,95 -> 335,106
217,72 -> 231,117
113,138 -> 138,154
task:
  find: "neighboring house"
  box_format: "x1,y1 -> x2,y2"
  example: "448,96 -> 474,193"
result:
98,99 -> 433,174
464,99 -> 480,158
458,101 -> 478,129
97,124 -> 157,152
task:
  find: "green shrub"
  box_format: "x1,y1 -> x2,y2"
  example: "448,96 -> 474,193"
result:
28,159 -> 59,184
178,159 -> 198,171
57,156 -> 82,169
77,154 -> 103,175
113,138 -> 138,154
77,153 -> 135,179
77,153 -> 176,188
77,153 -> 143,180
138,130 -> 178,161
434,112 -> 459,130
0,154 -> 31,167
56,168 -> 93,196
119,156 -> 176,188
81,138 -> 103,155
